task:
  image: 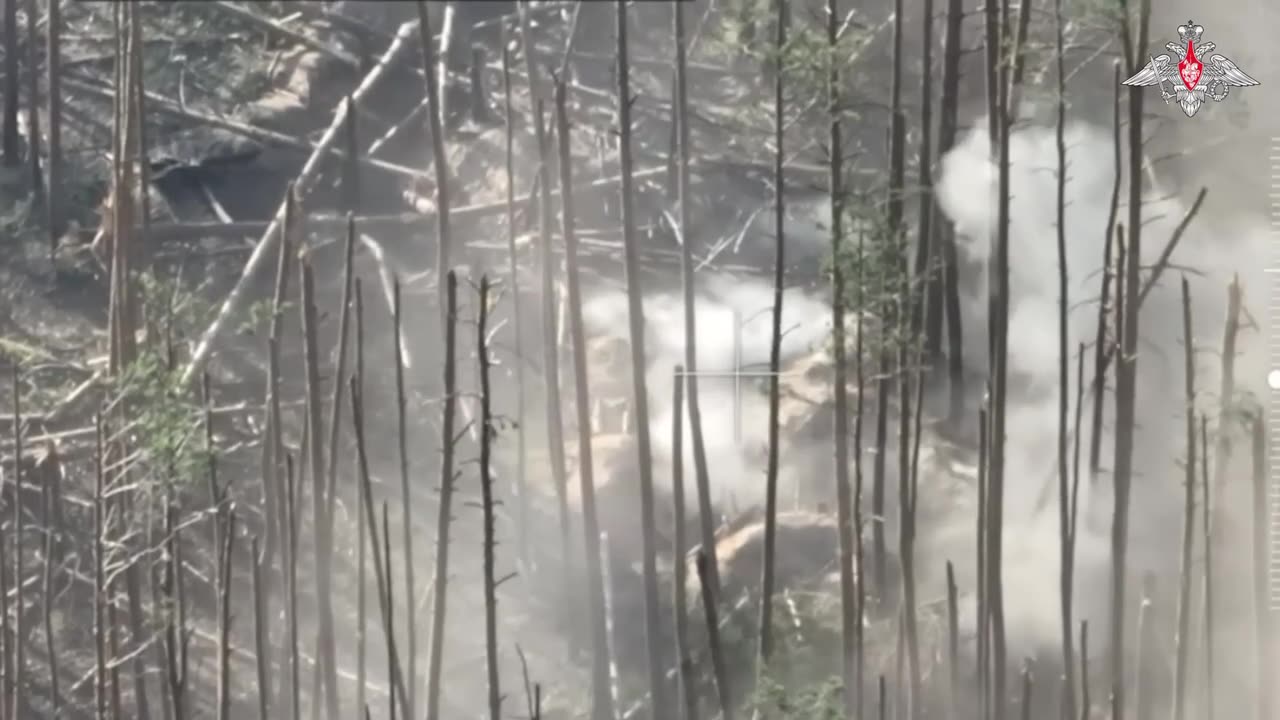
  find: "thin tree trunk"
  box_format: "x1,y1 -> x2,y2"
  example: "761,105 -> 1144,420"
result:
936,0 -> 965,421
350,381 -> 409,714
2,0 -> 18,165
500,38 -> 529,575
828,0 -> 856,715
673,0 -> 721,609
392,281 -> 417,720
854,219 -> 869,720
757,0 -> 787,675
616,2 -> 667,714
1080,621 -> 1091,720
1200,414 -> 1214,720
24,0 -> 41,206
1110,0 -> 1150,713
874,0 -> 907,604
414,1 -> 452,307
986,0 -> 1013,708
946,562 -> 959,719
517,4 -> 573,620
46,0 -> 62,259
553,76 -> 614,720
1090,65 -> 1123,477
1172,277 -> 1196,720
1134,576 -> 1158,720
1054,0 -> 1076,715
216,513 -> 236,720
9,369 -> 24,720
299,238 -> 341,720
93,417 -> 106,720
696,551 -> 732,719
671,369 -> 698,720
424,271 -> 459,720
252,535 -> 270,720
1250,414 -> 1272,720
477,276 -> 502,720
354,281 -> 368,720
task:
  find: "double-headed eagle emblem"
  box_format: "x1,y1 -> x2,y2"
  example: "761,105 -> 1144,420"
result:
1122,21 -> 1258,117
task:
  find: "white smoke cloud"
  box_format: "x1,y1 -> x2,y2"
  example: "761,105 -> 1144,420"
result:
934,117 -> 1268,662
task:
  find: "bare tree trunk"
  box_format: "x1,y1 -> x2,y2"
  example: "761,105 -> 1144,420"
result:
46,0 -> 62,259
935,0 -> 965,420
1080,621 -> 1091,720
696,551 -> 732,719
1090,65 -> 1123,477
2,0 -> 17,166
1110,0 -> 1151,714
946,562 -> 959,719
913,0 -> 937,360
1200,414 -> 1214,720
351,381 -> 409,714
673,0 -> 721,609
1250,414 -> 1272,720
1212,278 -> 1241,502
854,218 -> 869,720
757,0 -> 787,676
300,240 -> 341,720
986,0 -> 1013,709
525,51 -> 572,620
415,1 -> 453,305
286,456 -> 300,720
977,398 -> 989,716
671,369 -> 698,720
553,76 -> 613,720
899,0 -> 930,712
501,39 -> 529,575
828,0 -> 857,716
1054,1 -> 1077,715
24,0 -> 41,206
1134,576 -> 1158,720
1172,278 -> 1196,720
9,369 -> 25,720
616,2 -> 667,714
94,418 -> 106,720
355,281 -> 368,720
874,0 -> 907,604
477,276 -> 502,720
216,513 -> 237,720
424,271 -> 459,720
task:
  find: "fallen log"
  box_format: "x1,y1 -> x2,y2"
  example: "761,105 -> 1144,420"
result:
179,19 -> 423,388
62,75 -> 428,184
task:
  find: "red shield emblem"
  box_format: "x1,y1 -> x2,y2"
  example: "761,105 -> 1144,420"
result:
1178,40 -> 1202,90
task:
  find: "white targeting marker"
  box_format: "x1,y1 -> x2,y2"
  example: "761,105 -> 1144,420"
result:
1269,369 -> 1280,390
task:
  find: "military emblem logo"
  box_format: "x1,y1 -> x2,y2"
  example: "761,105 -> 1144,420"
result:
1122,21 -> 1258,117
